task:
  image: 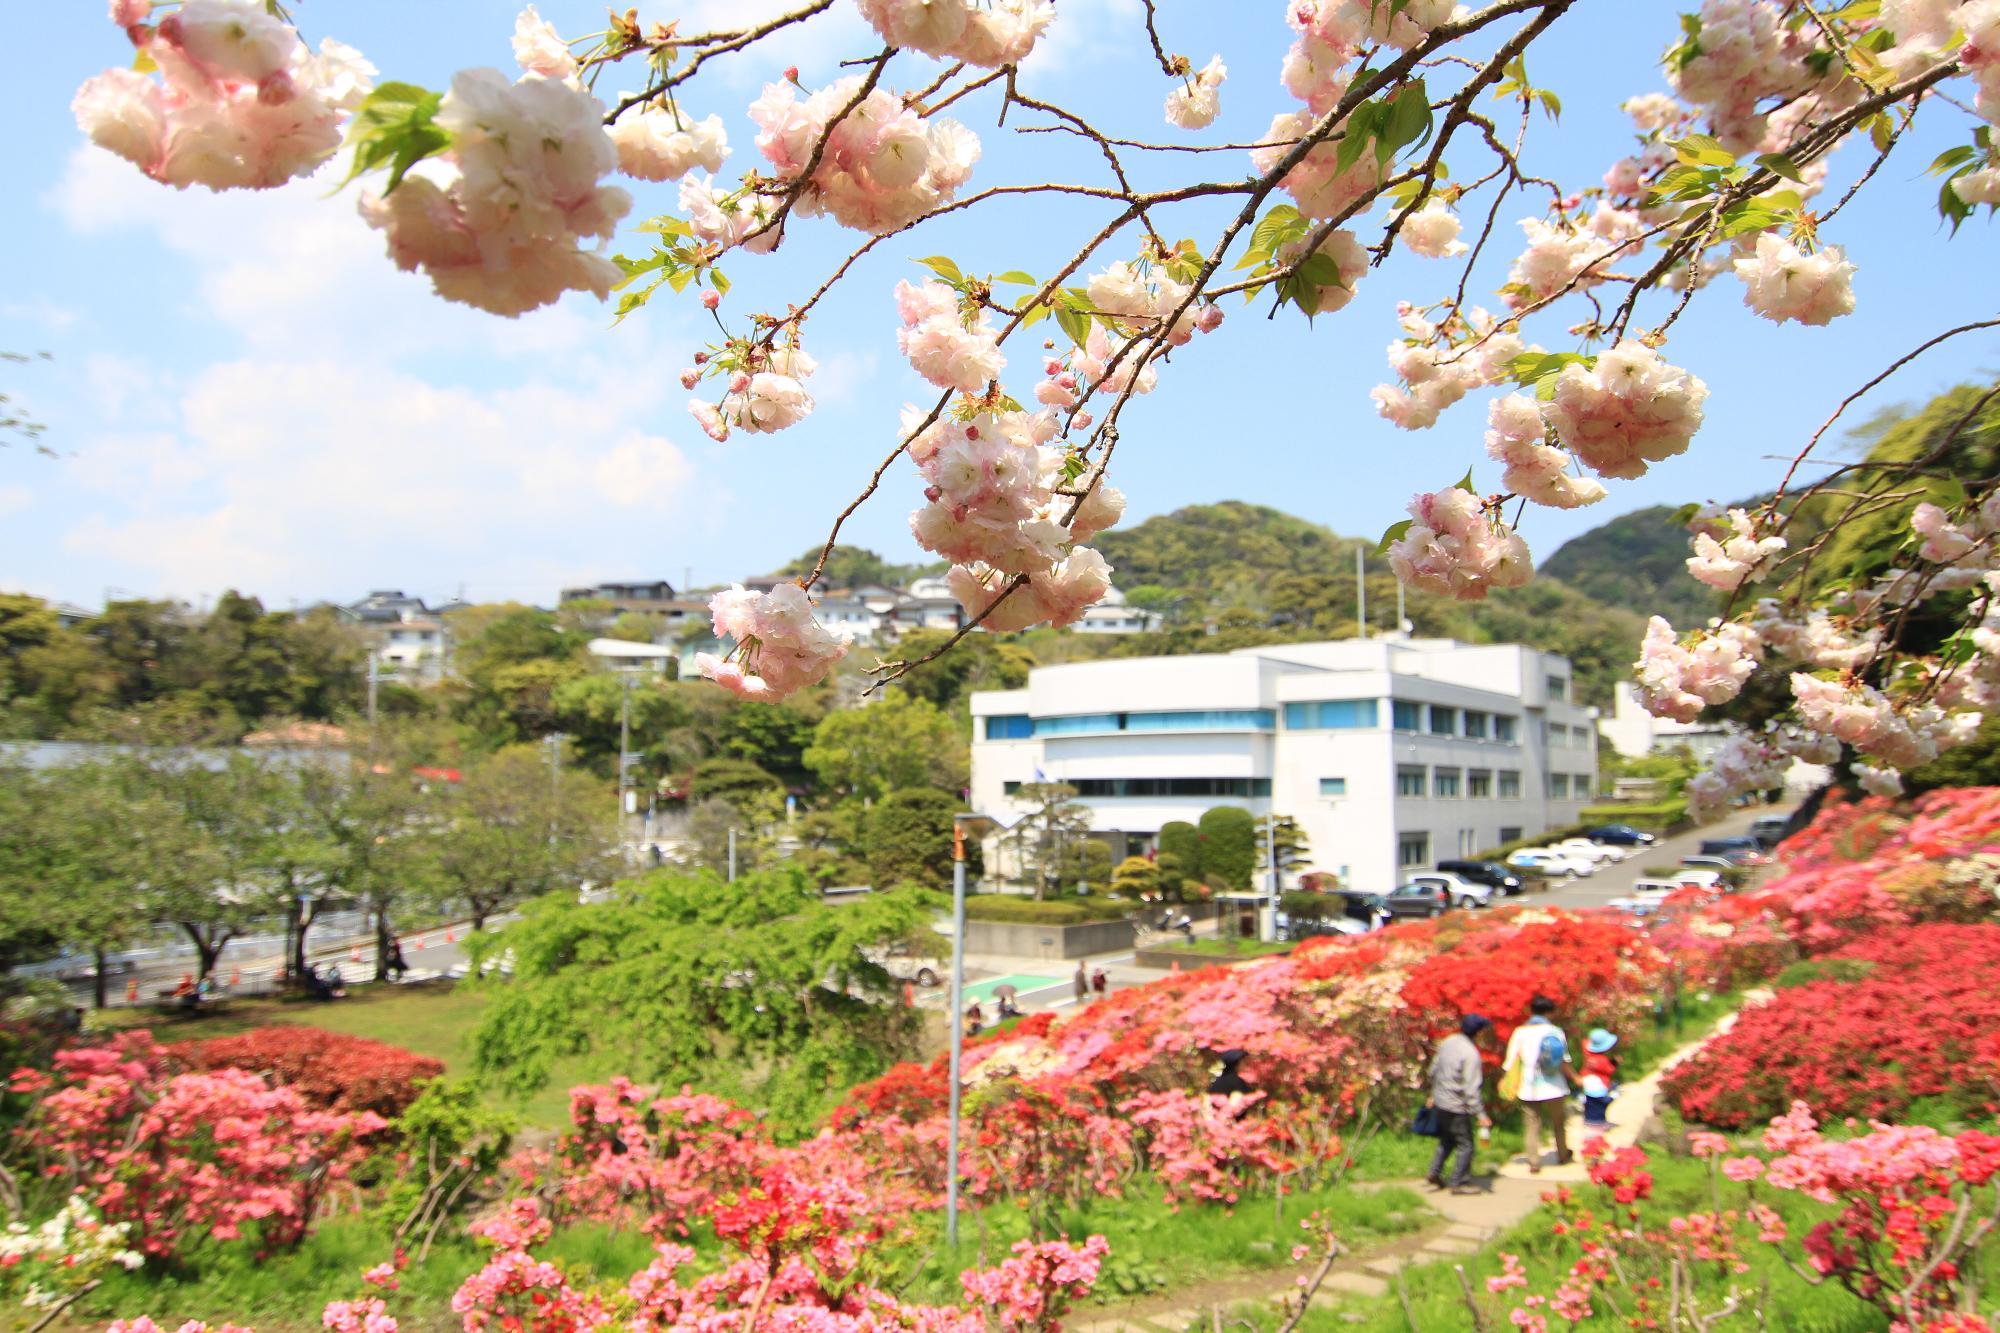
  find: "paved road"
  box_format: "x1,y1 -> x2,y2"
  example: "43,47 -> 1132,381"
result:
1530,803 -> 1786,911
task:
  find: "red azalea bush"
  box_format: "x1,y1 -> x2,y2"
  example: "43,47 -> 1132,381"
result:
1398,915 -> 1666,1052
1663,923 -> 2000,1128
11,1032 -> 387,1260
169,1026 -> 444,1118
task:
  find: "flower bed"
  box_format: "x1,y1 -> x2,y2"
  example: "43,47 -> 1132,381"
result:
1663,922 -> 2000,1128
169,1026 -> 444,1118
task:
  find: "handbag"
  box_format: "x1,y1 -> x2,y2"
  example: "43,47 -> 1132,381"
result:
1410,1104 -> 1442,1138
1498,1060 -> 1522,1103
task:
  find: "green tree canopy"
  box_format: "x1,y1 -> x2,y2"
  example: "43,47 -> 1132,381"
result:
1197,807 -> 1258,890
804,694 -> 967,802
467,866 -> 936,1126
863,787 -> 961,889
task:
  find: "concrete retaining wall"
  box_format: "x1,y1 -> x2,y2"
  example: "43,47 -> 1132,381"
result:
961,917 -> 1135,961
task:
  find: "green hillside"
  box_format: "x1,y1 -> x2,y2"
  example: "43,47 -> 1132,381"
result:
1077,501 -> 1648,707
1537,504 -> 1724,629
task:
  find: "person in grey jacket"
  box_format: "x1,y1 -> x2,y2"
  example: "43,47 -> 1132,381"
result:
1426,1013 -> 1494,1194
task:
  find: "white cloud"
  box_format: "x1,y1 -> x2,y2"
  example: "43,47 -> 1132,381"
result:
0,486 -> 31,517
60,357 -> 695,602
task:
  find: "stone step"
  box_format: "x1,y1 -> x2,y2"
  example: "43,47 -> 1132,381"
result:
1313,1271 -> 1390,1302
1446,1222 -> 1494,1242
1422,1234 -> 1483,1258
1144,1309 -> 1200,1331
1363,1254 -> 1414,1278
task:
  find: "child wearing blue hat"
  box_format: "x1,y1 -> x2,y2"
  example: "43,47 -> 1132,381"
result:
1580,1029 -> 1619,1129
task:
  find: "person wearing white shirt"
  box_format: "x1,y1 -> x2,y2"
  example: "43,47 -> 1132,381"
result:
1501,994 -> 1575,1172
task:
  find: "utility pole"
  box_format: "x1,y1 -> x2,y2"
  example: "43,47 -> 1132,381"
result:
616,673 -> 633,828
946,819 -> 969,1247
1355,544 -> 1367,639
726,827 -> 737,882
1264,813 -> 1279,943
366,651 -> 379,724
545,732 -> 564,847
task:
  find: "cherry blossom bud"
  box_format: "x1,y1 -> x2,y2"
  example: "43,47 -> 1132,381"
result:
784,66 -> 800,83
1196,303 -> 1224,332
693,352 -> 709,364
679,368 -> 700,389
729,371 -> 751,393
701,289 -> 721,310
1073,411 -> 1094,429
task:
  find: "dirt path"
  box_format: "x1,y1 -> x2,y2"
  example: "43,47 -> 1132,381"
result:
1072,1020 -> 1736,1332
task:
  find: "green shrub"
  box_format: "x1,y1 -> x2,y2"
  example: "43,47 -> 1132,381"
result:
1197,807 -> 1257,889
1773,957 -> 1877,989
1577,800 -> 1690,832
962,894 -> 1132,924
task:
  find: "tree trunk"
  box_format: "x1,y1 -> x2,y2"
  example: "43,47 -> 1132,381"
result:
180,923 -> 224,983
91,947 -> 108,1010
293,901 -> 319,984
374,910 -> 393,983
469,900 -> 489,932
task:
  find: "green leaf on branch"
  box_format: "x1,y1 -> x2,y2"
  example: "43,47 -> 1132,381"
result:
1376,518 -> 1414,554
1754,152 -> 1805,182
1537,89 -> 1562,123
914,255 -> 965,287
1452,467 -> 1476,494
1376,79 -> 1433,168
1054,304 -> 1093,348
339,81 -> 450,194
1672,134 -> 1737,168
994,270 -> 1037,286
1505,350 -> 1592,394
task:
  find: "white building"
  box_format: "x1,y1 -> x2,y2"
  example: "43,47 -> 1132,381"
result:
969,638 -> 1600,890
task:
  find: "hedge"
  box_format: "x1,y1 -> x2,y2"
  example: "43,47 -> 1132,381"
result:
1577,800 -> 1691,832
962,894 -> 1134,924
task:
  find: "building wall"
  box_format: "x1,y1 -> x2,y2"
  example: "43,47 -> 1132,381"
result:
970,638 -> 1595,891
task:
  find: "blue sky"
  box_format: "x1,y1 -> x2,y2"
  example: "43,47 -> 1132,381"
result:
2,0 -> 1996,612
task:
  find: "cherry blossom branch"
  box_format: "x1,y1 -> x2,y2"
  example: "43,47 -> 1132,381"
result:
1139,0 -> 1180,78
605,0 -> 839,120
743,47 -> 897,246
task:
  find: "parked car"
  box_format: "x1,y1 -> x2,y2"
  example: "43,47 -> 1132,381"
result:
1699,837 -> 1772,866
1681,854 -> 1750,873
1436,859 -> 1526,895
1672,868 -> 1725,891
1403,872 -> 1495,910
1553,838 -> 1627,865
1628,878 -> 1693,898
1587,824 -> 1659,847
1749,814 -> 1791,850
862,940 -> 944,987
1327,890 -> 1395,928
1379,881 -> 1452,918
1507,848 -> 1597,878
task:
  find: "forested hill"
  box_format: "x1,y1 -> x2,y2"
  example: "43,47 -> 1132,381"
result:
1538,504 -> 1724,629
1079,501 -> 1648,708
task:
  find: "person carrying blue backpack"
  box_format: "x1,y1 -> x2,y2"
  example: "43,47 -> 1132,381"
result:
1500,994 -> 1575,1172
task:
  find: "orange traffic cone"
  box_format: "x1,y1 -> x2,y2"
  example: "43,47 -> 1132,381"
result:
445,930 -> 456,944
903,982 -> 915,1008
229,969 -> 241,987
350,944 -> 362,962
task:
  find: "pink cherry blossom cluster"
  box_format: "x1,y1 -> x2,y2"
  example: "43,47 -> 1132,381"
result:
1371,306 -> 1525,431
1541,340 -> 1709,482
1685,730 -> 1790,816
1252,114 -> 1385,220
909,411 -> 1075,573
1275,230 -> 1371,315
1165,56 -> 1228,131
1686,506 -> 1786,590
1399,196 -> 1469,259
895,280 -> 1005,394
1732,232 -> 1857,327
855,0 -> 1057,69
609,104 -> 728,183
1751,600 -> 1881,672
1665,0 -> 1825,153
1633,616 -> 1762,722
1503,207 -> 1645,311
749,76 -> 980,234
1385,486 -> 1533,601
74,0 -> 373,192
687,341 -> 819,441
1790,673 -> 1979,769
695,582 -> 851,699
1483,393 -> 1606,510
1278,0 -> 1456,117
359,68 -> 631,317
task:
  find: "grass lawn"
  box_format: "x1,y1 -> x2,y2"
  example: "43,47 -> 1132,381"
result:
91,981 -> 618,1129
1157,936 -> 1296,960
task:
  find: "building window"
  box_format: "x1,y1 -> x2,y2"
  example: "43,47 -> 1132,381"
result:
1494,715 -> 1519,744
1549,773 -> 1571,798
1463,710 -> 1490,739
984,715 -> 1033,741
1399,833 -> 1430,868
1428,705 -> 1459,736
1499,826 -> 1522,843
1468,769 -> 1493,798
1547,674 -> 1569,701
1002,780 -> 1021,795
1498,770 -> 1522,799
1123,709 -> 1277,732
1318,777 -> 1348,797
1547,722 -> 1566,749
1397,765 -> 1428,798
1032,713 -> 1123,736
1283,699 -> 1381,730
1392,700 -> 1423,731
1573,774 -> 1594,798
1433,768 -> 1461,798
1063,777 -> 1273,798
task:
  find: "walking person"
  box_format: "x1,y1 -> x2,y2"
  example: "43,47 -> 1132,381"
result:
1502,994 -> 1574,1173
1426,1014 -> 1493,1194
1073,962 -> 1088,1004
1090,966 -> 1108,1001
1581,1028 -> 1620,1130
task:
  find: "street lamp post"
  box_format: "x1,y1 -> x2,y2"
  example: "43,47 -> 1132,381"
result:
1264,813 -> 1280,942
616,673 -> 634,828
945,813 -> 1000,1250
